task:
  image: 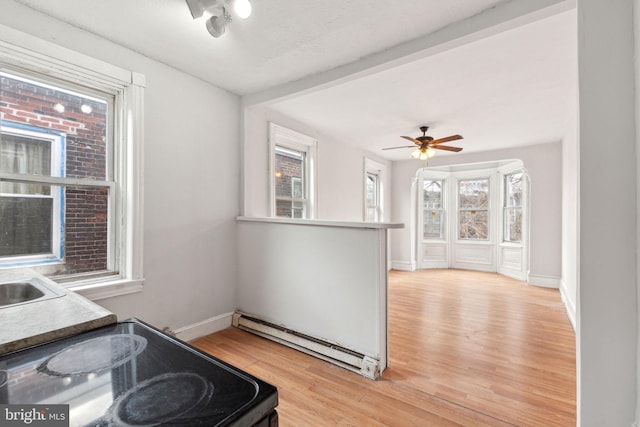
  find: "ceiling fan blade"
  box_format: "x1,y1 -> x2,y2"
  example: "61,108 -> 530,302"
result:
432,145 -> 463,152
382,145 -> 416,150
401,136 -> 422,145
431,135 -> 463,145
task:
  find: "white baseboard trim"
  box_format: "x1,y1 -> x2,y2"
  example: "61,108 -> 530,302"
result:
559,280 -> 576,331
527,274 -> 561,288
390,260 -> 416,271
174,312 -> 234,342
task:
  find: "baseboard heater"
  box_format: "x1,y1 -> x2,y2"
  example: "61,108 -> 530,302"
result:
232,311 -> 381,379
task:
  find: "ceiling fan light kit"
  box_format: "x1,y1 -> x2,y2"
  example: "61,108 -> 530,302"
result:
186,0 -> 251,38
383,125 -> 463,160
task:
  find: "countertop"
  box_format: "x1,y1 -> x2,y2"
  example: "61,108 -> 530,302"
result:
237,216 -> 404,229
0,270 -> 117,355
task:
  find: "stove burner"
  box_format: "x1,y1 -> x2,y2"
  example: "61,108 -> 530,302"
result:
38,335 -> 147,377
109,372 -> 214,426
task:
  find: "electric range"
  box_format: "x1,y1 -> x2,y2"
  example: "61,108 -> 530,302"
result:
0,318 -> 278,426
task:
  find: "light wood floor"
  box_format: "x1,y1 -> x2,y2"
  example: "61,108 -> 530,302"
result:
192,269 -> 576,426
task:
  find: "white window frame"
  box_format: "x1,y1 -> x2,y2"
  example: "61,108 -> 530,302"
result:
364,158 -> 385,222
456,174 -> 493,242
0,123 -> 65,264
502,171 -> 524,243
269,122 -> 317,219
497,163 -> 527,245
420,173 -> 448,241
0,25 -> 145,300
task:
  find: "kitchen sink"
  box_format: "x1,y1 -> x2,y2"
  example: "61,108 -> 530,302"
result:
0,278 -> 65,308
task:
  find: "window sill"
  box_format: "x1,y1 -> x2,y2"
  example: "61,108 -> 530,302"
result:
67,278 -> 144,302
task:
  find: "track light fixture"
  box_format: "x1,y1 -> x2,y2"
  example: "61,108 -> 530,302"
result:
186,0 -> 251,38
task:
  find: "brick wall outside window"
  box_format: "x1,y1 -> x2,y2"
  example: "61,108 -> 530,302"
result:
0,75 -> 108,274
275,152 -> 303,217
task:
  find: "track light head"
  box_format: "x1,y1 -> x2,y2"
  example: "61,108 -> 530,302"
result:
206,8 -> 231,37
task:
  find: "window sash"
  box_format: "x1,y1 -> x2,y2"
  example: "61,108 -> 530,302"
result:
423,208 -> 445,240
503,206 -> 523,242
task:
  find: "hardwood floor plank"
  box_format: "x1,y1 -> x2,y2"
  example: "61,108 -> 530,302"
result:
192,269 -> 576,426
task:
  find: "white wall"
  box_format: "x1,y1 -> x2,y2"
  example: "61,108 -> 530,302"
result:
577,0 -> 637,425
635,0 -> 640,422
0,3 -> 242,331
390,142 -> 562,282
243,105 -> 392,222
236,219 -> 388,360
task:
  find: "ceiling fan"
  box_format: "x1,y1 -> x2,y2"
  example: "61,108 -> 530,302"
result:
383,126 -> 463,160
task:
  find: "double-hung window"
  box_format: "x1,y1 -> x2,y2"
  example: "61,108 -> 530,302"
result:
458,178 -> 490,240
423,179 -> 445,239
503,172 -> 523,242
365,172 -> 379,221
0,27 -> 144,296
364,158 -> 385,222
269,123 -> 317,219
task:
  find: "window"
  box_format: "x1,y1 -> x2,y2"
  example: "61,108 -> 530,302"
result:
274,146 -> 305,218
458,178 -> 490,240
0,27 -> 144,295
503,172 -> 523,242
423,179 -> 444,239
269,123 -> 316,219
364,158 -> 385,222
0,124 -> 64,261
365,172 -> 379,221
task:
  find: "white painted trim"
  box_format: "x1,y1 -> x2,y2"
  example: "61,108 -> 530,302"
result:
390,260 -> 416,271
268,122 -> 318,219
527,274 -> 561,288
173,312 -> 234,342
70,278 -> 144,301
237,216 -> 403,229
559,280 -> 576,331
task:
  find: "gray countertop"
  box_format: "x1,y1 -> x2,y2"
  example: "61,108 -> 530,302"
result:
0,270 -> 117,355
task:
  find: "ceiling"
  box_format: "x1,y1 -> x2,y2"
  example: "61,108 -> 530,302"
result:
10,0 -> 577,160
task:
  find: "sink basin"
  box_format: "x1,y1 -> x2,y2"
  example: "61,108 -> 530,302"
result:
0,277 -> 65,308
0,283 -> 45,306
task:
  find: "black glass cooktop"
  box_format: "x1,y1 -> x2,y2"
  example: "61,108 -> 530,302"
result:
0,319 -> 278,426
